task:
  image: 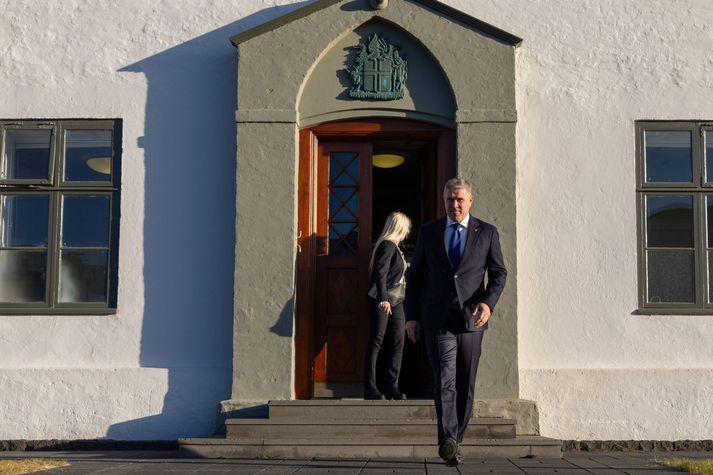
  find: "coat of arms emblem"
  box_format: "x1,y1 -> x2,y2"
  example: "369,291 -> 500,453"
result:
346,34 -> 407,100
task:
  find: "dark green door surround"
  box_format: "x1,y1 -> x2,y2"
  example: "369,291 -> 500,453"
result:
228,0 -> 521,410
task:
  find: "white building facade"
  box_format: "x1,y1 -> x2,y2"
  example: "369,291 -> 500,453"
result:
0,0 -> 711,442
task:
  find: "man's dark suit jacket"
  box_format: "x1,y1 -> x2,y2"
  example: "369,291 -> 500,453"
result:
367,240 -> 406,302
405,215 -> 507,333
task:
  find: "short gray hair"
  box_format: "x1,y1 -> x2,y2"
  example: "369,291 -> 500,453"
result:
444,177 -> 473,196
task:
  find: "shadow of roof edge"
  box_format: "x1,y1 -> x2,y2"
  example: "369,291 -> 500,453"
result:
229,0 -> 523,48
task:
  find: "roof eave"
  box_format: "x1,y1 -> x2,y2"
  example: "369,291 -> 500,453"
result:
229,0 -> 522,48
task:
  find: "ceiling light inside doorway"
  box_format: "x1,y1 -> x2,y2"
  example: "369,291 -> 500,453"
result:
372,153 -> 405,169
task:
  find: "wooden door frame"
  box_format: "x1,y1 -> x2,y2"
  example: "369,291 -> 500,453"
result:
295,119 -> 455,399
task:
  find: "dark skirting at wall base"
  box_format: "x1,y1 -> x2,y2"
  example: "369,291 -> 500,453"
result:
0,440 -> 178,451
563,440 -> 713,452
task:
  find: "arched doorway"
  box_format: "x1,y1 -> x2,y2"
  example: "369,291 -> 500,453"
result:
295,119 -> 455,399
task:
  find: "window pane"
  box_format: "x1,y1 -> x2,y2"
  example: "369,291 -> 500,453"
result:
0,195 -> 49,247
59,250 -> 108,303
330,152 -> 358,186
329,224 -> 358,256
62,195 -> 110,247
1,129 -> 51,180
647,250 -> 695,303
329,151 -> 359,256
64,130 -> 112,182
329,187 -> 358,222
644,131 -> 692,183
646,195 -> 694,248
0,250 -> 47,303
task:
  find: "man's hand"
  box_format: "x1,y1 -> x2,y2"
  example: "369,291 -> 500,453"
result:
406,320 -> 421,343
378,301 -> 392,316
473,302 -> 491,328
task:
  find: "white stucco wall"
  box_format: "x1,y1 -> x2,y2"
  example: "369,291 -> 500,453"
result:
445,0 -> 713,439
1,0 -> 712,441
0,0 -> 307,439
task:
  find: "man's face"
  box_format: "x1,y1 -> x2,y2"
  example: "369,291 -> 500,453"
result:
444,187 -> 473,223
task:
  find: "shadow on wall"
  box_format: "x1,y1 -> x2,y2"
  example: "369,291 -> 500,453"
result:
107,2 -> 311,440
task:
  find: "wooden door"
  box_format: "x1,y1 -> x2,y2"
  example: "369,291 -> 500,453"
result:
313,142 -> 372,391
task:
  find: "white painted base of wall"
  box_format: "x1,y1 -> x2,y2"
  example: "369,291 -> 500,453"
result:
520,369 -> 713,440
0,367 -> 230,440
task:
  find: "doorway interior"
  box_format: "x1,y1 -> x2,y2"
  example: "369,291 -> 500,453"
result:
295,120 -> 455,399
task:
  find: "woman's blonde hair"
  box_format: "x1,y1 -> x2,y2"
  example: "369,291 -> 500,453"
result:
369,212 -> 412,272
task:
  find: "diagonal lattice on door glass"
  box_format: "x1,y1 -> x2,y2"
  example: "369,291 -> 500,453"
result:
328,151 -> 359,256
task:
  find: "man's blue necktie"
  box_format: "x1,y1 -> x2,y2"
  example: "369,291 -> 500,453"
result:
448,223 -> 462,269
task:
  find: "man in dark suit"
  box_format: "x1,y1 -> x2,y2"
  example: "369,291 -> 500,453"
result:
405,177 -> 507,466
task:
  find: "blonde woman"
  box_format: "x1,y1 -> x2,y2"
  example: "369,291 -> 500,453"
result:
365,211 -> 412,400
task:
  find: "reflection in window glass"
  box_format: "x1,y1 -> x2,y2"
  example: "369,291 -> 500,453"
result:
64,130 -> 112,182
1,129 -> 51,180
0,250 -> 47,303
59,250 -> 108,303
645,131 -> 692,183
646,195 -> 694,248
647,249 -> 695,303
62,195 -> 110,247
0,195 -> 49,247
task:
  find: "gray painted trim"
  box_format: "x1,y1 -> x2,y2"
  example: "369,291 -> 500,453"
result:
229,0 -> 522,47
299,109 -> 455,128
235,109 -> 297,123
456,109 -> 517,123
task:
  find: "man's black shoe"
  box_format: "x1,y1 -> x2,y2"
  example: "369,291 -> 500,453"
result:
363,390 -> 385,400
438,437 -> 458,463
384,390 -> 407,400
445,448 -> 464,467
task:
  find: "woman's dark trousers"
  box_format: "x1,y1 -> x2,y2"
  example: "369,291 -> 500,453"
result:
364,297 -> 405,394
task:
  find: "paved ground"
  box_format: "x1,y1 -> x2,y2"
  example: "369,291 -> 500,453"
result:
0,450 -> 709,474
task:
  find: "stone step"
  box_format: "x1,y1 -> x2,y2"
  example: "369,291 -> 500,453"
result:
179,435 -> 562,459
226,417 -> 516,439
267,399 -> 439,420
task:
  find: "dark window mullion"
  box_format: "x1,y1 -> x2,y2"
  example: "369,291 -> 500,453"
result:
705,193 -> 713,306
0,127 -> 5,180
693,193 -> 704,306
55,124 -> 66,186
693,126 -> 703,188
701,126 -> 713,187
47,192 -> 61,308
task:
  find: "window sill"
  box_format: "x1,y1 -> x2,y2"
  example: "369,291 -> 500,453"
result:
0,308 -> 117,316
633,308 -> 713,316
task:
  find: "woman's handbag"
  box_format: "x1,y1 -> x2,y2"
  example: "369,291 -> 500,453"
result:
386,280 -> 406,306
386,248 -> 408,306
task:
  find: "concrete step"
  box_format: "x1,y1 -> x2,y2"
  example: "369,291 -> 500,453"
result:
226,417 -> 516,439
268,399 -> 439,420
179,435 -> 562,459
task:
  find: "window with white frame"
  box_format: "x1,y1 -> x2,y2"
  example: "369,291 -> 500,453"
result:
0,120 -> 120,313
636,121 -> 713,313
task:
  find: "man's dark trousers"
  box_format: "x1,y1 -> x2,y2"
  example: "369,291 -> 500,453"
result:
426,308 -> 484,444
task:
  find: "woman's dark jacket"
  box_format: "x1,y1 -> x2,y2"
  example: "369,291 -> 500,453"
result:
367,240 -> 406,303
